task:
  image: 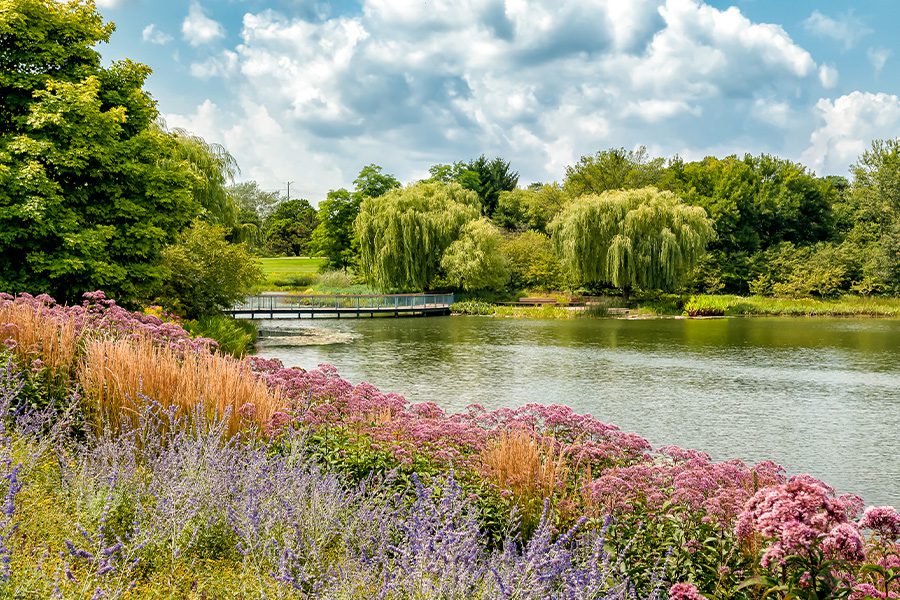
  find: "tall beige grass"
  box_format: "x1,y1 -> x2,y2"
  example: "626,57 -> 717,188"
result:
0,301 -> 80,379
479,428 -> 571,503
78,338 -> 281,436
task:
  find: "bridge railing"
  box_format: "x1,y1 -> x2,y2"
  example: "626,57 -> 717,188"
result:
230,293 -> 455,312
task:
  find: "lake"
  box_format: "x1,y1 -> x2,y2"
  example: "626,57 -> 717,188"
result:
254,316 -> 900,506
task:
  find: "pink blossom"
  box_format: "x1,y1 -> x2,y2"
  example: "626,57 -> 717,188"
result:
669,582 -> 705,600
861,506 -> 900,539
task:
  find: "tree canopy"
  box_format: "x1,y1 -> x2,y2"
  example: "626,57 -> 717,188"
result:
564,147 -> 667,197
549,188 -> 715,294
441,218 -> 510,291
265,198 -> 318,256
355,181 -> 480,291
0,0 -> 237,306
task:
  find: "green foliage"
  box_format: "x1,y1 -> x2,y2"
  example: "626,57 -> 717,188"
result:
355,181 -> 480,291
451,300 -> 497,315
310,188 -> 360,270
160,220 -> 263,318
500,231 -> 570,291
563,146 -> 667,197
353,163 -> 401,198
441,219 -> 510,291
427,156 -> 518,216
0,0 -> 246,306
184,315 -> 258,357
549,188 -> 715,295
494,184 -> 571,233
170,130 -> 240,232
264,198 -> 318,256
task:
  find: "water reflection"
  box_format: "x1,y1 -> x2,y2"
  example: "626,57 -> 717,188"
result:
256,316 -> 900,505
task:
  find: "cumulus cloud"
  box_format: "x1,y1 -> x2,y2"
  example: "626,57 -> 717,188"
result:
803,10 -> 871,51
142,24 -> 173,45
182,3 -> 225,47
802,91 -> 900,174
174,0 -> 837,196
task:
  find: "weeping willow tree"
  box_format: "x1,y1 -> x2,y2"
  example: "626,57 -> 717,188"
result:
355,181 -> 480,291
170,129 -> 242,235
549,188 -> 715,296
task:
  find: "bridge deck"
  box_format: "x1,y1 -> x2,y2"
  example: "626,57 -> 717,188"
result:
225,293 -> 454,319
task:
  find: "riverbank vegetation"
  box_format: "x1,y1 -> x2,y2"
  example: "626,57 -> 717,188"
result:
1,292 -> 898,598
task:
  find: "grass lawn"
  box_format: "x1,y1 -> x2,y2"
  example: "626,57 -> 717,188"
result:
259,256 -> 325,288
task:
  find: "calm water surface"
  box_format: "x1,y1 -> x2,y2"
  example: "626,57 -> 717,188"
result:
255,316 -> 900,505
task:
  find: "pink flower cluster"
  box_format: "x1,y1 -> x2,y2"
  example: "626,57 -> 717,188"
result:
736,475 -> 866,567
669,582 -> 705,600
861,506 -> 900,539
1,291 -> 215,354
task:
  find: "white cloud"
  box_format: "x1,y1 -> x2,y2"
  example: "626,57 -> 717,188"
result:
174,0 -> 836,196
818,64 -> 839,89
164,100 -> 344,201
803,10 -> 871,51
867,47 -> 891,75
190,51 -> 239,79
182,3 -> 225,47
802,91 -> 900,174
142,24 -> 173,45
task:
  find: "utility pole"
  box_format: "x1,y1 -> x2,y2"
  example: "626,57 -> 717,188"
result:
286,181 -> 294,200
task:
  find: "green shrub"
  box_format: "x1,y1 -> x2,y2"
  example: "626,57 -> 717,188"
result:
185,315 -> 257,356
451,300 -> 496,315
500,231 -> 570,291
683,295 -> 734,316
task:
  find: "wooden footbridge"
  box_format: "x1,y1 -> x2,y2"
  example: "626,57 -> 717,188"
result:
225,293 -> 454,319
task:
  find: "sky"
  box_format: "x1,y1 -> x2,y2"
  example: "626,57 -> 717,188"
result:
91,0 -> 900,201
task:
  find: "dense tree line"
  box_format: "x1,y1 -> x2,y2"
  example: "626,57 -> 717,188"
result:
3,1 -> 897,304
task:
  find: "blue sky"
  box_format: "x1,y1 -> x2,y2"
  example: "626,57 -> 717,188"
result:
92,0 -> 900,201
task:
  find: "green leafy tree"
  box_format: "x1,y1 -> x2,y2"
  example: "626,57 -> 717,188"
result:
563,147 -> 667,197
494,184 -> 571,233
355,181 -> 480,291
310,188 -> 361,270
843,139 -> 900,293
226,181 -> 281,252
549,188 -> 714,297
310,164 -> 401,270
663,155 -> 837,292
441,218 -> 510,291
264,198 -> 318,256
501,231 -> 570,291
0,0 -> 202,304
353,163 -> 401,198
159,220 -> 263,318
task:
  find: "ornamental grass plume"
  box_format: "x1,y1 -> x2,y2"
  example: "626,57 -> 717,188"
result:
479,428 -> 572,506
78,337 -> 281,436
0,293 -> 80,379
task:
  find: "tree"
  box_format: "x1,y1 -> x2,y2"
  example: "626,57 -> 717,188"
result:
353,163 -> 401,198
0,1 -> 251,305
563,147 -> 667,197
310,188 -> 361,270
426,156 -> 518,216
159,220 -> 262,318
171,130 -> 240,232
0,0 -> 203,304
264,198 -> 318,256
549,188 -> 715,296
227,181 -> 281,252
494,184 -> 571,233
843,139 -> 900,293
501,231 -> 570,291
441,218 -> 510,291
355,181 -> 480,291
311,164 -> 402,270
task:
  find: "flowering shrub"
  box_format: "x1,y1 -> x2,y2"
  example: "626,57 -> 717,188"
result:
2,291 -> 898,598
